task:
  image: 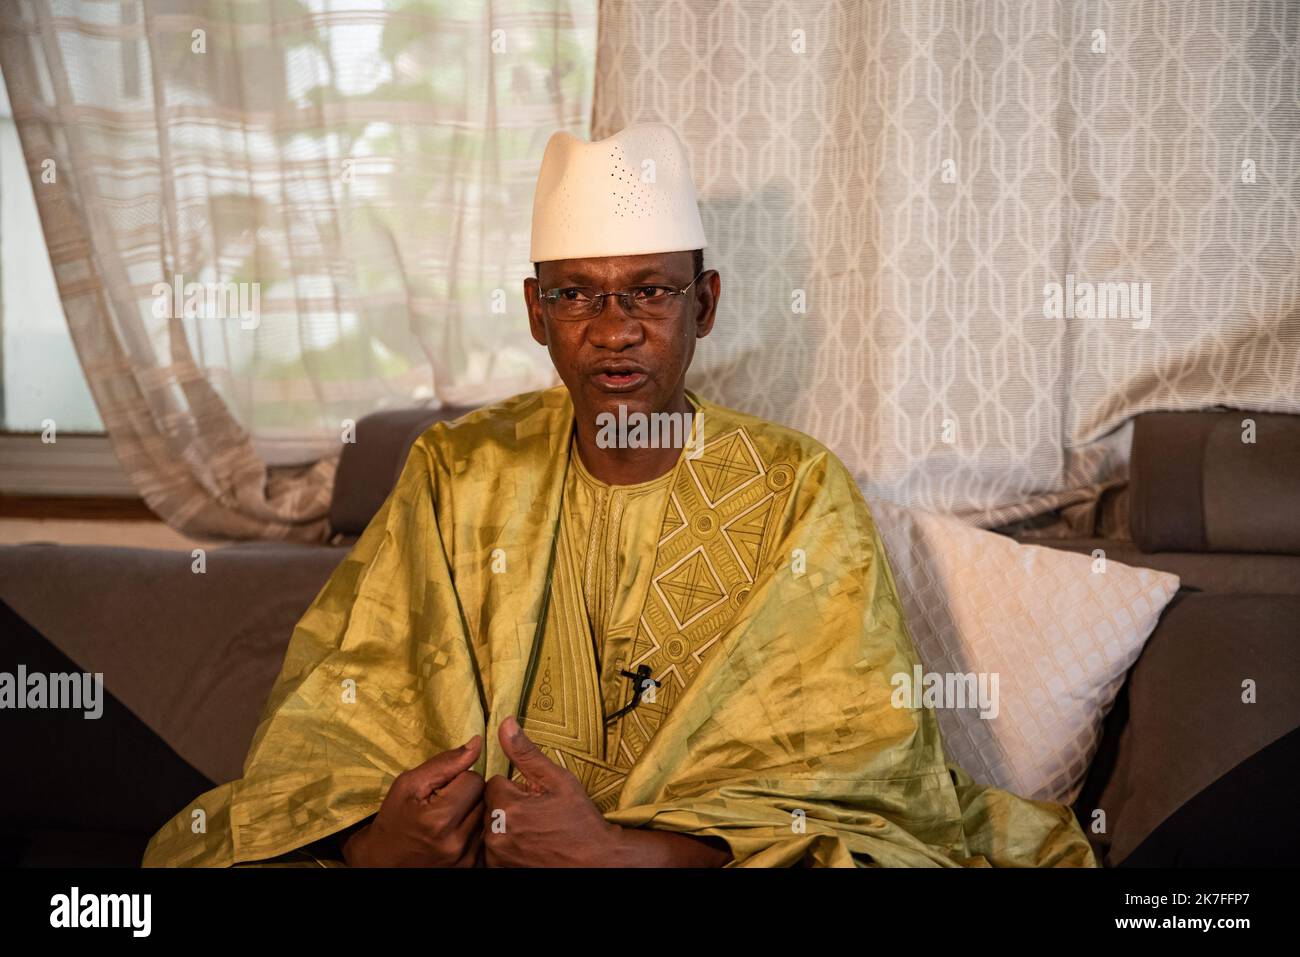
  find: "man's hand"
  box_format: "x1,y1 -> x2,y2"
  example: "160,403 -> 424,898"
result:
482,715 -> 623,867
482,715 -> 732,867
342,735 -> 485,867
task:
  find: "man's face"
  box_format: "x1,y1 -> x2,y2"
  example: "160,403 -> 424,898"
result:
524,251 -> 718,423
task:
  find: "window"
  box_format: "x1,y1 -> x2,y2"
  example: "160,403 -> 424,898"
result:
0,68 -> 129,497
0,67 -> 103,435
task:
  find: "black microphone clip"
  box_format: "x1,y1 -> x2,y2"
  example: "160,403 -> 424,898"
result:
605,664 -> 660,724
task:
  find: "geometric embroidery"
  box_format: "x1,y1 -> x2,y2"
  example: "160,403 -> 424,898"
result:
516,416 -> 796,813
660,493 -> 687,540
654,547 -> 727,628
601,424 -> 796,808
721,494 -> 775,581
687,429 -> 761,505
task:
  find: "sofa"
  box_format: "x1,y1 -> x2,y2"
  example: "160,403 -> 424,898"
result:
2,407 -> 1296,867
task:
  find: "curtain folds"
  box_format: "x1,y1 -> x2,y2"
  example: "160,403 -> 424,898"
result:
2,0 -> 1296,538
592,0 -> 1300,530
0,0 -> 595,540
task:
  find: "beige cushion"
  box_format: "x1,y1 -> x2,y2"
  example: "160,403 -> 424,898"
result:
869,498 -> 1180,804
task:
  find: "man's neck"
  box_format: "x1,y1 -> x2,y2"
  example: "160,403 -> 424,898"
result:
572,392 -> 696,486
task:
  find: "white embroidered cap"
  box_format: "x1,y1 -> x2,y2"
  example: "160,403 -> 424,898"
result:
530,123 -> 707,263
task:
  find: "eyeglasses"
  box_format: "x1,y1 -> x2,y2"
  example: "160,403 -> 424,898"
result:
540,269 -> 706,321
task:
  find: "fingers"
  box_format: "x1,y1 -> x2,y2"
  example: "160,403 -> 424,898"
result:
429,793 -> 484,868
497,715 -> 559,791
448,799 -> 485,853
398,734 -> 483,800
426,769 -> 486,825
483,770 -> 527,809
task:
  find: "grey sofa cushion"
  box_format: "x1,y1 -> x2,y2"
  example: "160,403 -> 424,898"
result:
1072,591 -> 1300,866
329,405 -> 475,538
1130,411 -> 1300,554
0,541 -> 346,784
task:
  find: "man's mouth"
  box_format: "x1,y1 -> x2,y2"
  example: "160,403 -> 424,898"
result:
590,366 -> 648,392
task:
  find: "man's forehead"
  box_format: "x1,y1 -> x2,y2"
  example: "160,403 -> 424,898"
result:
539,251 -> 694,283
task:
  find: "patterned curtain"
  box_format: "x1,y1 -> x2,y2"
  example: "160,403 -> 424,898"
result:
0,0 -> 593,540
592,0 -> 1300,530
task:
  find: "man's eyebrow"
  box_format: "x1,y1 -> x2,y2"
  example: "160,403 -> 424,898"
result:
626,267 -> 679,283
549,266 -> 680,285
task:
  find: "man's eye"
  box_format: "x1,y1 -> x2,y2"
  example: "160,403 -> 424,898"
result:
632,286 -> 671,300
558,288 -> 588,301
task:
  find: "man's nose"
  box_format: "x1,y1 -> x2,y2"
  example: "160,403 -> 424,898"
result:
585,294 -> 644,347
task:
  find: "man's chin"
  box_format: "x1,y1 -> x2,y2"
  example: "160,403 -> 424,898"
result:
583,394 -> 653,422
571,387 -> 664,433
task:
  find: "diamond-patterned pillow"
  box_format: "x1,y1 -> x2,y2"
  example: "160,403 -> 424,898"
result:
868,498 -> 1180,804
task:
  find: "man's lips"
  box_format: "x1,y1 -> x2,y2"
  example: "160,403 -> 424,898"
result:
589,364 -> 649,392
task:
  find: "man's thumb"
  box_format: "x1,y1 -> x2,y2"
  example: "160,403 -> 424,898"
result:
498,715 -> 556,787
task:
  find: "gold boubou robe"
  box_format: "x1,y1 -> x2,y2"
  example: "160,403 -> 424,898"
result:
143,385 -> 1096,868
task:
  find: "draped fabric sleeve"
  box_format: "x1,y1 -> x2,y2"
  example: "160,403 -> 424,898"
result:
602,448 -> 1097,868
142,433 -> 486,867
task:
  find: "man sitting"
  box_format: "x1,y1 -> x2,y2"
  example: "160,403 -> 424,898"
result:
143,123 -> 1095,868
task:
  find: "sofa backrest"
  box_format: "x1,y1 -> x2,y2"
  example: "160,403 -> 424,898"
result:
329,405 -> 477,538
331,403 -> 1300,555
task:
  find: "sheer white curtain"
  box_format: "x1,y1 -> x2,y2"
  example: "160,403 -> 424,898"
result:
593,0 -> 1300,531
0,0 -> 594,539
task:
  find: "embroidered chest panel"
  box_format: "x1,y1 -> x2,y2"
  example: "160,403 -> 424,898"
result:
513,425 -> 796,811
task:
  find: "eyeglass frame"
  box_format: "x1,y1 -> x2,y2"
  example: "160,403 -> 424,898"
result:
538,269 -> 708,320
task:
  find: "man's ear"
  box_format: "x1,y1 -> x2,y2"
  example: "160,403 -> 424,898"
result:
692,270 -> 719,339
523,276 -> 548,346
